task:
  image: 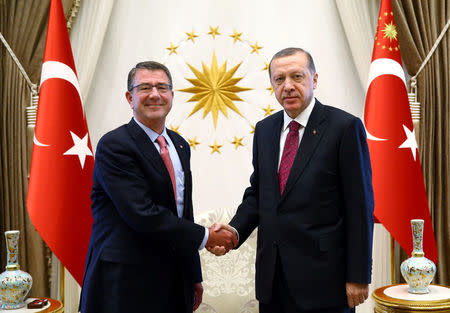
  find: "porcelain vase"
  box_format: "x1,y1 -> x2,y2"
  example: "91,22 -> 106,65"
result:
0,230 -> 33,309
400,219 -> 436,294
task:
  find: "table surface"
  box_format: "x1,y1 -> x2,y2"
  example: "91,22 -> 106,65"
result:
373,284 -> 450,310
0,298 -> 63,313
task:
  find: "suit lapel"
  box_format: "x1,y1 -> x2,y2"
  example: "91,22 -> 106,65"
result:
267,112 -> 284,199
126,118 -> 168,178
280,101 -> 328,203
168,130 -> 189,172
168,130 -> 192,220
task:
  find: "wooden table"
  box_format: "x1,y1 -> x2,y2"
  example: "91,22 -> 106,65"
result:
0,298 -> 63,313
372,284 -> 450,312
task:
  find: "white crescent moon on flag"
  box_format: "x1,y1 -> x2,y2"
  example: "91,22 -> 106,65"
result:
34,61 -> 83,147
365,58 -> 407,141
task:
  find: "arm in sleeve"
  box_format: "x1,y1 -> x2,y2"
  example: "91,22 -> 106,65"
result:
339,117 -> 374,284
94,135 -> 205,253
229,123 -> 261,246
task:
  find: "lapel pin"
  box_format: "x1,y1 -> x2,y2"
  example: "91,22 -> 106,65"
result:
313,129 -> 317,135
180,145 -> 183,149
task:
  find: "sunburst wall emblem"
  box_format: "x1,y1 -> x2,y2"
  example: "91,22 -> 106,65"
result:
179,51 -> 252,128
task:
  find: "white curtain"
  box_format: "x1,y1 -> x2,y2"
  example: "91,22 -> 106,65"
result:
335,1 -> 391,312
335,0 -> 381,89
63,0 -> 391,312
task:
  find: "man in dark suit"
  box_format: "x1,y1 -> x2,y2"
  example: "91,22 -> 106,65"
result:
210,48 -> 374,313
79,61 -> 236,313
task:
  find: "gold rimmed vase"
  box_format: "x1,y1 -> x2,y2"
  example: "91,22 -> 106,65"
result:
0,230 -> 33,309
400,219 -> 436,294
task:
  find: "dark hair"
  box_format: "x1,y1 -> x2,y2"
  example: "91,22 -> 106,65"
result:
127,61 -> 173,91
268,47 -> 316,77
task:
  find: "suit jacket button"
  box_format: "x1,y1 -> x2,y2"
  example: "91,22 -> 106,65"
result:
273,241 -> 278,246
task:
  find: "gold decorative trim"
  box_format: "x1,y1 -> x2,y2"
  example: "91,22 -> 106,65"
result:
66,0 -> 81,33
373,284 -> 450,311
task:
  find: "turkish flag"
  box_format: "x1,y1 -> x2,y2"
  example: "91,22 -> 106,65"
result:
27,0 -> 94,285
364,0 -> 437,262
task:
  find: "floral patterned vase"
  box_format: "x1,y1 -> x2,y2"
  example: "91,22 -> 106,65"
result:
0,230 -> 33,309
400,219 -> 436,294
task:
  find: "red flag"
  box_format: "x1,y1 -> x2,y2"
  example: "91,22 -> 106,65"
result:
27,0 -> 94,285
364,0 -> 437,262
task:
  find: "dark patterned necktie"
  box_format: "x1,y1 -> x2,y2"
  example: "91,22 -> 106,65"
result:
278,121 -> 301,194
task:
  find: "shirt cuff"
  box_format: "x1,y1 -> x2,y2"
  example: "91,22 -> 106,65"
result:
228,225 -> 240,242
198,227 -> 209,250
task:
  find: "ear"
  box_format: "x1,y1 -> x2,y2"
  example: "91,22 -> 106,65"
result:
313,72 -> 318,89
125,90 -> 133,108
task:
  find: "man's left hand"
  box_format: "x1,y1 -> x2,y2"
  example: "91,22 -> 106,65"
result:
345,282 -> 369,308
193,282 -> 203,311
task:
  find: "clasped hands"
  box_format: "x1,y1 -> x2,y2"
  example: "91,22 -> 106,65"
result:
205,223 -> 238,256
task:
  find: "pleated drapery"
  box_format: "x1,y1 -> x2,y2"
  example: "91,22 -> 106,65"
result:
393,0 -> 449,285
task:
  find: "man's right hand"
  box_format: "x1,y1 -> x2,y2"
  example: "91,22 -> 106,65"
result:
206,224 -> 237,252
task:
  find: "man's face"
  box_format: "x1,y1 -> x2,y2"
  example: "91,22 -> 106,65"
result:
126,69 -> 173,126
270,52 -> 318,118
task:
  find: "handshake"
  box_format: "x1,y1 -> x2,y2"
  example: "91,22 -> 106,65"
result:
205,223 -> 239,256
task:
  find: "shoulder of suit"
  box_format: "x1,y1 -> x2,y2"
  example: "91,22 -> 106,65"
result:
321,103 -> 361,123
255,110 -> 283,129
97,123 -> 130,148
167,129 -> 189,147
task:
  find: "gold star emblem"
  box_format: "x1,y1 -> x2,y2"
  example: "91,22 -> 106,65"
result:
230,29 -> 243,43
179,51 -> 252,128
382,21 -> 397,41
170,125 -> 180,134
209,141 -> 222,154
208,26 -> 221,39
250,125 -> 255,134
166,43 -> 179,55
231,136 -> 244,149
262,62 -> 269,71
188,137 -> 200,150
263,104 -> 275,116
250,41 -> 263,54
185,30 -> 198,43
266,86 -> 274,95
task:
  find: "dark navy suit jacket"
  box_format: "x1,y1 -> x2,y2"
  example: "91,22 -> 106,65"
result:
80,118 -> 205,313
230,100 -> 374,310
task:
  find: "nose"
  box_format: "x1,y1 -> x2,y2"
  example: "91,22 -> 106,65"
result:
147,86 -> 160,98
284,78 -> 295,91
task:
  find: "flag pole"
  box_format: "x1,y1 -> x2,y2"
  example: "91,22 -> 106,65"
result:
390,235 -> 395,284
60,262 -> 65,305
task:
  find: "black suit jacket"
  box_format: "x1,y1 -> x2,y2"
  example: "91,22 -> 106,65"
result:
80,118 -> 205,313
230,100 -> 374,310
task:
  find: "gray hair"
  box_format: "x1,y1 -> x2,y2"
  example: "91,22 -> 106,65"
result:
268,47 -> 316,77
127,61 -> 173,91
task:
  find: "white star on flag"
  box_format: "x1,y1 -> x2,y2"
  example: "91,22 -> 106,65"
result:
63,131 -> 93,168
398,124 -> 418,161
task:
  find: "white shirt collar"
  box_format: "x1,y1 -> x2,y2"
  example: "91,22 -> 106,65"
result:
282,97 -> 316,131
133,117 -> 170,146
